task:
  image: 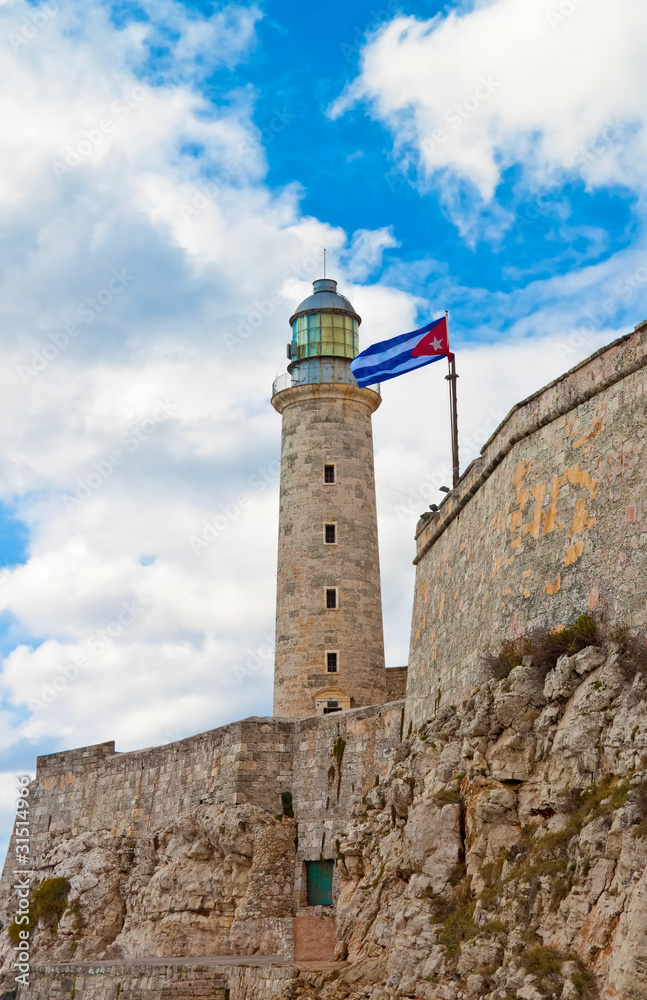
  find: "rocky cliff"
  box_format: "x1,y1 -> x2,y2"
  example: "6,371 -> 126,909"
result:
0,800 -> 296,969
326,640 -> 647,1000
2,640 -> 647,1000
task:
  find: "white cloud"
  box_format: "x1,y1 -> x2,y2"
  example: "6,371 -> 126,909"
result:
341,227 -> 400,282
0,0 -> 644,873
331,0 -> 647,218
135,0 -> 262,78
0,0 -> 427,772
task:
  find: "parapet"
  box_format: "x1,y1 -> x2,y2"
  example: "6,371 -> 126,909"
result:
36,741 -> 117,776
386,666 -> 408,701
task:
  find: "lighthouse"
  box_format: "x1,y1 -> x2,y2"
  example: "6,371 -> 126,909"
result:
271,278 -> 387,719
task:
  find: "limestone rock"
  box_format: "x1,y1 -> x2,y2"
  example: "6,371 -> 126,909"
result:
493,664 -> 545,732
328,647 -> 647,1000
3,645 -> 647,1000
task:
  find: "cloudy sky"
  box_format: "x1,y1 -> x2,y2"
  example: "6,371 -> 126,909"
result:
0,0 -> 645,852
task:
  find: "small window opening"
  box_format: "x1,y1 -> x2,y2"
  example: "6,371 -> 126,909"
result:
324,464 -> 335,484
325,523 -> 336,544
306,859 -> 334,905
326,588 -> 337,609
326,651 -> 338,672
323,701 -> 342,715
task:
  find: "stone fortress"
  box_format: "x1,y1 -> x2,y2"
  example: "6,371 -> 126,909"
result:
0,281 -> 646,1000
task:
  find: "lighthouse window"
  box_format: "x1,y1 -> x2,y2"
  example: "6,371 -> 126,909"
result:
325,588 -> 338,609
324,523 -> 336,544
324,464 -> 336,484
326,651 -> 338,672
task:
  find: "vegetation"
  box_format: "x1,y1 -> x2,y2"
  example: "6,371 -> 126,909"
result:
8,876 -> 74,940
432,786 -> 461,806
606,623 -> 647,679
523,946 -> 563,976
426,867 -> 481,960
571,965 -> 595,996
32,876 -> 71,929
437,900 -> 479,959
521,947 -> 595,996
504,775 -> 629,894
477,856 -> 506,914
484,613 -> 600,681
7,918 -> 23,943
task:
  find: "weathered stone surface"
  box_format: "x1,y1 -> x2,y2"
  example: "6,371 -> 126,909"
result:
2,325 -> 647,1000
0,702 -> 405,993
272,382 -> 386,718
327,647 -> 647,1000
407,322 -> 647,724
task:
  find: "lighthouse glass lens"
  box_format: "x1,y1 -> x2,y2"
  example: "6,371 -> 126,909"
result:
292,313 -> 358,360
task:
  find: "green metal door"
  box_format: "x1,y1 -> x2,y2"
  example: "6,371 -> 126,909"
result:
306,860 -> 334,906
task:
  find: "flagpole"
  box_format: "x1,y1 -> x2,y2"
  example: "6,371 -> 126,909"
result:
444,310 -> 460,489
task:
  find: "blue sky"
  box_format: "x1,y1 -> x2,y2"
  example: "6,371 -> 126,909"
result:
0,0 -> 645,850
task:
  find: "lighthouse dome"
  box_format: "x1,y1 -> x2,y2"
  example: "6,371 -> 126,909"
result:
289,279 -> 361,325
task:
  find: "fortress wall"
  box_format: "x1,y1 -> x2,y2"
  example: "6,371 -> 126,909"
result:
291,701 -> 404,865
0,719 -> 294,903
406,322 -> 647,727
0,705 -> 405,961
22,961 -> 230,1000
33,719 -> 294,838
385,666 -> 408,701
23,961 -> 302,1000
21,702 -> 402,865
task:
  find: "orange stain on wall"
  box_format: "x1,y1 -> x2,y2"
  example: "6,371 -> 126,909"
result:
568,498 -> 596,537
564,539 -> 584,566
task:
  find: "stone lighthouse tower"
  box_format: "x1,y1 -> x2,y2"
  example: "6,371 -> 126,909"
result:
272,278 -> 386,718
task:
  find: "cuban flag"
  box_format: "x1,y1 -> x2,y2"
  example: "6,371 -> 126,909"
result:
351,316 -> 452,388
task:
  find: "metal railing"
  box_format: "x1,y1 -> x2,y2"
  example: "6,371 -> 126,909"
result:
272,372 -> 292,395
271,371 -> 381,397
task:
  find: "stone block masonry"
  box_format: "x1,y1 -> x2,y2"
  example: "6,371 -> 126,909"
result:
291,702 -> 404,867
385,666 -> 407,701
20,960 -> 231,999
21,958 -> 338,1000
0,703 -> 404,981
30,718 -> 294,842
406,321 -> 647,726
272,383 -> 386,718
0,719 -> 296,968
6,312 -> 647,998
